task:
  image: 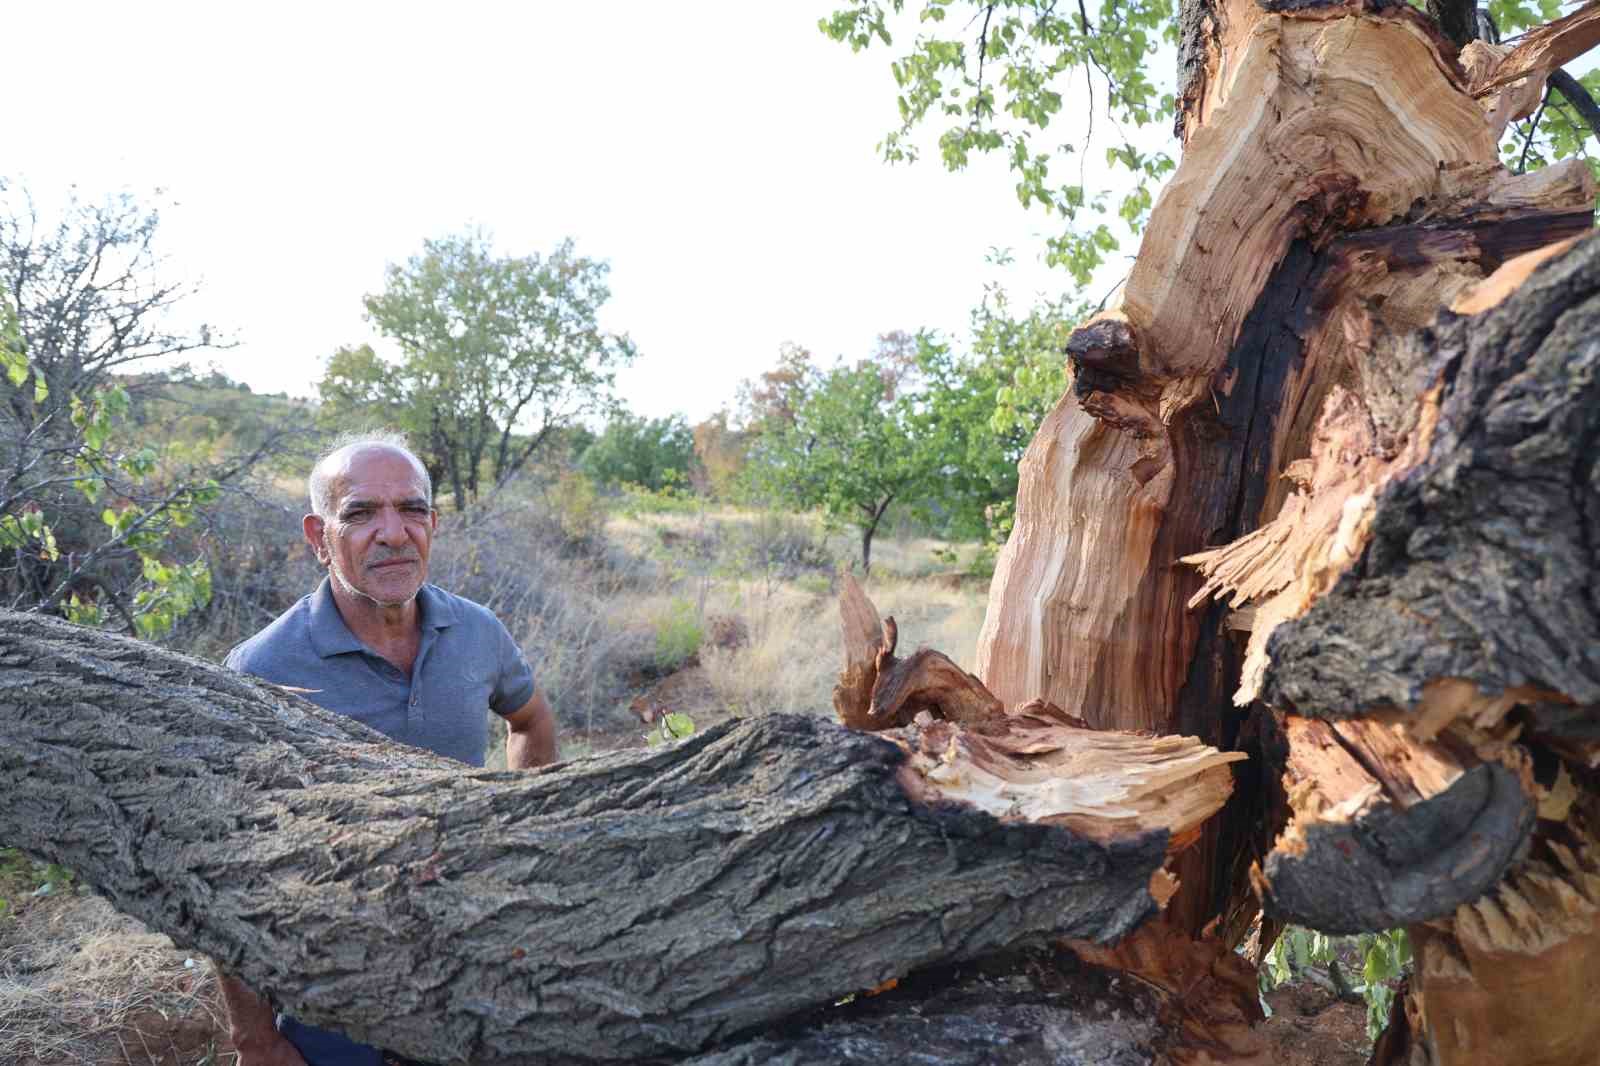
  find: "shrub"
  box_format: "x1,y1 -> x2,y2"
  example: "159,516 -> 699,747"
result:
653,597 -> 703,671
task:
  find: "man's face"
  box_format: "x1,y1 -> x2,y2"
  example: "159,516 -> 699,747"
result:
304,448 -> 437,609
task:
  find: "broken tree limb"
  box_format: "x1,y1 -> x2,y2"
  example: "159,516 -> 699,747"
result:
0,611 -> 1243,1065
1468,0 -> 1600,98
832,578 -> 1244,870
1259,717 -> 1536,933
832,574 -> 1009,732
1255,231 -> 1600,732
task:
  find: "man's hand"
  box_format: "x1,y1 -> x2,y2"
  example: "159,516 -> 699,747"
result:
504,687 -> 558,769
216,968 -> 308,1066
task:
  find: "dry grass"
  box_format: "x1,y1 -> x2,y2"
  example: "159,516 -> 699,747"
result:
692,572 -> 990,724
0,891 -> 226,1066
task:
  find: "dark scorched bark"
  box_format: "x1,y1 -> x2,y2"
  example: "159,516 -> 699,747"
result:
1261,232 -> 1600,729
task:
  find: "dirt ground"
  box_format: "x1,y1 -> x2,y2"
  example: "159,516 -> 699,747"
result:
1258,980 -> 1373,1066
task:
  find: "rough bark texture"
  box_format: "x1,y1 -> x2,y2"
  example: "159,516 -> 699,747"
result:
0,612 -> 1188,1065
682,947 -> 1167,1066
1260,231 -> 1600,727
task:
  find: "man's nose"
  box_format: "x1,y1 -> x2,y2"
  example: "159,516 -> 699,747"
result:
375,505 -> 404,543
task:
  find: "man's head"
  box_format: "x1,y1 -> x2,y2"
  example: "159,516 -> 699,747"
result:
304,432 -> 437,609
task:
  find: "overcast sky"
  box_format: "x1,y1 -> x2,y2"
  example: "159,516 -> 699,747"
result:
9,2 -> 1164,422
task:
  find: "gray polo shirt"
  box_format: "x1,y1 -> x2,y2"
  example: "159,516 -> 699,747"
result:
225,578 -> 536,766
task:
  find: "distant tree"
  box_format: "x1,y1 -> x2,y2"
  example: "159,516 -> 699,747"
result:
748,357 -> 936,574
734,341 -> 816,432
578,411 -> 695,492
911,288 -> 1078,541
320,233 -> 636,509
689,410 -> 750,498
0,181 -> 280,635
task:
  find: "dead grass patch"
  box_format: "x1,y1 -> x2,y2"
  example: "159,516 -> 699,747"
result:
0,891 -> 226,1066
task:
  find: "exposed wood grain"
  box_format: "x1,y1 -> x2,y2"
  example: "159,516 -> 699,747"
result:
1260,232 -> 1600,724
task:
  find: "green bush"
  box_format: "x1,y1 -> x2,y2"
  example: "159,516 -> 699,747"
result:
653,597 -> 703,671
1260,925 -> 1411,1040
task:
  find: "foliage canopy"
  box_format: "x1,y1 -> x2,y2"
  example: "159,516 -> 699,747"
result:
321,233 -> 635,509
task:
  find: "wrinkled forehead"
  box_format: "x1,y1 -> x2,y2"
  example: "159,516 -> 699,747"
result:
323,446 -> 430,507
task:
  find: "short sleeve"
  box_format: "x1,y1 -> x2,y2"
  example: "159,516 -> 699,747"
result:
489,618 -> 537,716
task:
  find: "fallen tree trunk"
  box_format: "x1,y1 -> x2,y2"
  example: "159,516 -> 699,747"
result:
0,611 -> 1237,1064
681,945 -> 1172,1066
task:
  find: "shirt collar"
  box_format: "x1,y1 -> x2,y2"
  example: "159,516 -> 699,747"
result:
306,577 -> 457,659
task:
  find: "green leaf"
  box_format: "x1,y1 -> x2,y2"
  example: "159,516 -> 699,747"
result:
661,713 -> 696,740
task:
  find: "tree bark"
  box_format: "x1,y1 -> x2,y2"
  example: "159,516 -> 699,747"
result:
0,610 -> 1240,1064
976,0 -> 1600,1057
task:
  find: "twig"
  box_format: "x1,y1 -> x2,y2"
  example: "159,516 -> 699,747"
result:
973,2 -> 997,129
1518,89 -> 1552,174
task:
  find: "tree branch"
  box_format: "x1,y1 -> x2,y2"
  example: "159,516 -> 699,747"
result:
1518,89 -> 1552,173
1550,68 -> 1600,145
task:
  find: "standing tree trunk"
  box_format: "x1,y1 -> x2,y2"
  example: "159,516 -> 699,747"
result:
975,0 -> 1600,1057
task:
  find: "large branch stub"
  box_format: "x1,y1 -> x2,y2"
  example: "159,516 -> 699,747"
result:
1384,798 -> 1600,1066
0,611 -> 1243,1065
1257,232 -> 1600,733
1260,717 -> 1536,933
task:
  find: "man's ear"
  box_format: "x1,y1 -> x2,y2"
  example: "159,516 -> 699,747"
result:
302,513 -> 329,564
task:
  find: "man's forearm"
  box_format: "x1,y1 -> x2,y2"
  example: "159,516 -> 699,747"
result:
506,689 -> 558,769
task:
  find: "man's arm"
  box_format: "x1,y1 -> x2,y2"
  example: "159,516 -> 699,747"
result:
215,968 -> 307,1066
503,687 -> 558,769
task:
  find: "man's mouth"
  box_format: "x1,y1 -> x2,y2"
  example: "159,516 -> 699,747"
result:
369,558 -> 418,571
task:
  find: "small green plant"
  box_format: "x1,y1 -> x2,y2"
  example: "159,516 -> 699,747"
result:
644,711 -> 696,747
0,846 -> 77,919
1260,925 -> 1410,1040
549,470 -> 606,543
653,597 -> 704,671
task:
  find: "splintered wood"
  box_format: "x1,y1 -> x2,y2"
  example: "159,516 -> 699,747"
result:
971,0 -> 1597,735
1183,387 -> 1439,707
1462,0 -> 1600,136
833,576 -> 1244,869
888,704 -> 1244,854
1070,919 -> 1268,1065
1404,802 -> 1600,1066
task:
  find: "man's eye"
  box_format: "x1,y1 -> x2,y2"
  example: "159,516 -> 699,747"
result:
343,510 -> 370,522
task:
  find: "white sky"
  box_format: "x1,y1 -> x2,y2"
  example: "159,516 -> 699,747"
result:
9,2 -> 1166,422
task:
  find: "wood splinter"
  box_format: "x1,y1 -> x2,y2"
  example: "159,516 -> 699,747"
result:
832,575 -> 1247,903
